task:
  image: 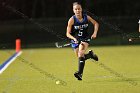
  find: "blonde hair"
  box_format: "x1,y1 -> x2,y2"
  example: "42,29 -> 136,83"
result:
73,2 -> 82,6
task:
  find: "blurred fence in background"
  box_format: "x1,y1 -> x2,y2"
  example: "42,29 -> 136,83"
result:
0,16 -> 139,48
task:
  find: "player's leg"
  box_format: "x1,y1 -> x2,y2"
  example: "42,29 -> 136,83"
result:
83,39 -> 98,61
84,50 -> 98,61
72,42 -> 84,80
78,42 -> 88,74
74,42 -> 88,80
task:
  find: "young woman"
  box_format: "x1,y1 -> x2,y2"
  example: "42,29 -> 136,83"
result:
66,2 -> 99,80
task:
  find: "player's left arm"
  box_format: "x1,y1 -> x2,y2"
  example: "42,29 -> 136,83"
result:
87,15 -> 99,39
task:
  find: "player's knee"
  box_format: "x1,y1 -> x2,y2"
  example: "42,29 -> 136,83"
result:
78,50 -> 84,57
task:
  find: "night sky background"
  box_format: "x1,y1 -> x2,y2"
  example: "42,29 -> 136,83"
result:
0,0 -> 139,47
0,0 -> 139,20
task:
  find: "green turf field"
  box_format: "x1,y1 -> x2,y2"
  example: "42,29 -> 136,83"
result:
0,45 -> 140,93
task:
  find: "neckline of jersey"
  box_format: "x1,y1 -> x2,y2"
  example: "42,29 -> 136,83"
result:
74,15 -> 85,23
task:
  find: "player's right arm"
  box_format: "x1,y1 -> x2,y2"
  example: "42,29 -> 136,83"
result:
66,17 -> 78,42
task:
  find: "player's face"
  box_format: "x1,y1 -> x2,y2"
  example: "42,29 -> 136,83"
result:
73,4 -> 82,17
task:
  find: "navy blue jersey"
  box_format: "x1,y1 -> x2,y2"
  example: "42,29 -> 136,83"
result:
71,14 -> 89,39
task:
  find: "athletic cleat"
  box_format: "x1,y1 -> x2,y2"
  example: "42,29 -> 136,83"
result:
74,72 -> 82,80
89,50 -> 98,61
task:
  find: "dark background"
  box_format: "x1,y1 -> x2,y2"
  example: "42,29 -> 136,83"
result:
0,0 -> 139,48
0,0 -> 140,19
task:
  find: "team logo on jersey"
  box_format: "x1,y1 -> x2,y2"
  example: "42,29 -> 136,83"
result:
74,24 -> 88,30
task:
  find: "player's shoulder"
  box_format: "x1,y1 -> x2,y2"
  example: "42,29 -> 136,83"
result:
71,16 -> 75,20
86,15 -> 96,22
81,13 -> 90,19
138,19 -> 140,24
68,16 -> 75,21
68,16 -> 74,25
86,14 -> 92,19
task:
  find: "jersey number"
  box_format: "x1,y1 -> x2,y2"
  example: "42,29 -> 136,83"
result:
78,30 -> 83,36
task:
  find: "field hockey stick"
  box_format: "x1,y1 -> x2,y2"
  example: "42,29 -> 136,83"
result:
55,38 -> 92,48
55,42 -> 72,48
